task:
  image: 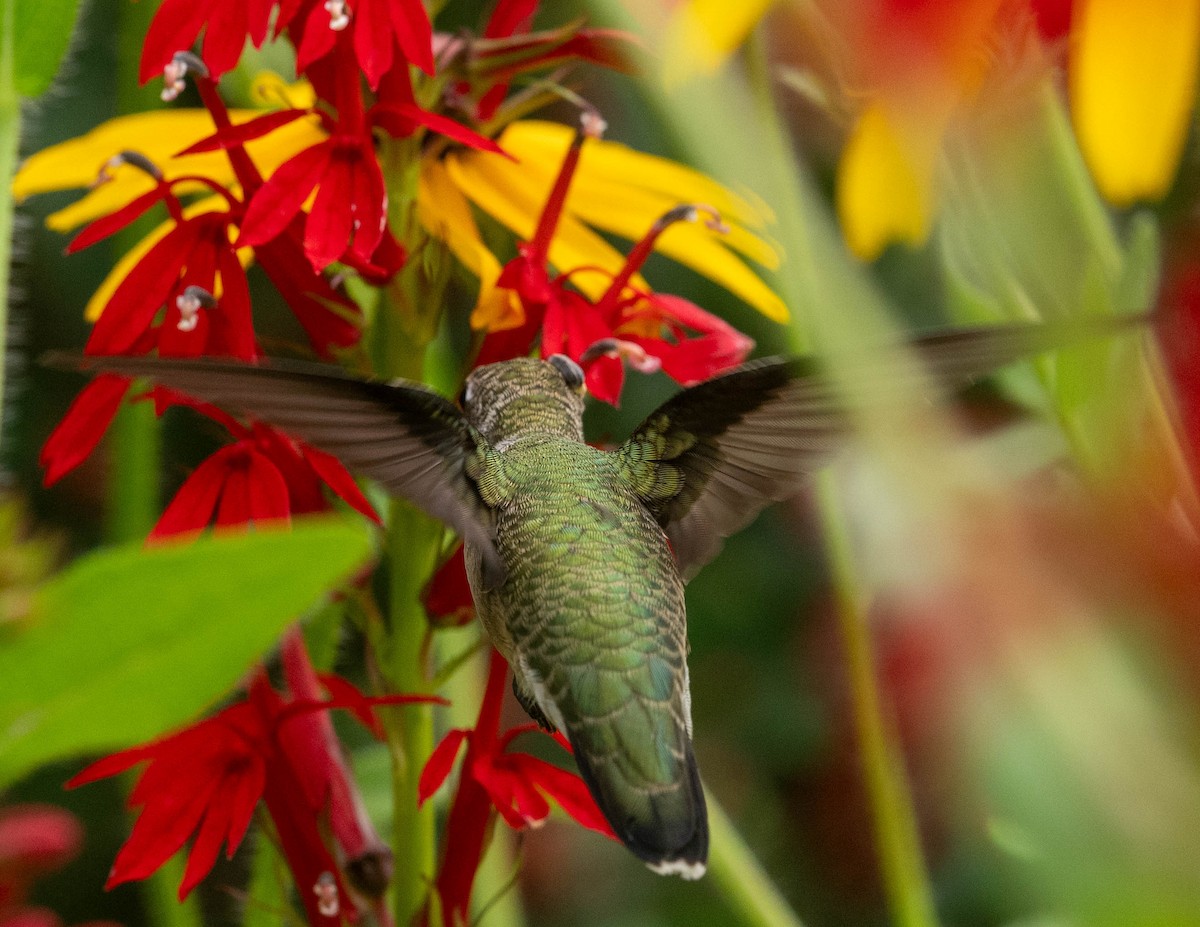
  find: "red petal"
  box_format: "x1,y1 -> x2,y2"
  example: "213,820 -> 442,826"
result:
300,443 -> 381,523
387,0 -> 434,74
304,149 -> 357,270
139,0 -> 209,83
419,729 -> 470,806
347,149 -> 386,264
485,0 -> 538,38
315,673 -> 382,736
246,450 -> 292,523
86,223 -> 199,355
147,443 -> 244,540
66,743 -> 156,788
211,246 -> 258,360
237,142 -> 332,249
373,102 -> 510,156
293,0 -> 336,75
200,1 -> 251,80
176,109 -> 311,157
40,376 -> 130,486
508,754 -> 615,836
177,785 -> 235,899
223,754 -> 267,853
67,187 -> 166,254
583,355 -> 624,406
496,761 -> 551,824
353,0 -> 395,88
422,543 -> 476,627
107,774 -> 224,888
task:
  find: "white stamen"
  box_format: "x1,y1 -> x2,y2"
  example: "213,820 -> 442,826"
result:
580,110 -> 607,139
161,59 -> 187,102
314,871 -> 340,916
175,286 -> 215,333
325,0 -> 351,30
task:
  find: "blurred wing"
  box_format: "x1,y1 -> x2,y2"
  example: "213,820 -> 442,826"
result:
46,352 -> 506,588
616,316 -> 1145,579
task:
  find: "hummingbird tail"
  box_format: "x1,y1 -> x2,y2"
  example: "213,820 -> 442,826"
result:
572,735 -> 709,879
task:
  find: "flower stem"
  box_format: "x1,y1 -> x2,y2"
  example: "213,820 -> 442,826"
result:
0,0 -> 16,459
817,472 -> 940,927
706,788 -> 807,927
386,496 -> 443,925
106,0 -> 163,544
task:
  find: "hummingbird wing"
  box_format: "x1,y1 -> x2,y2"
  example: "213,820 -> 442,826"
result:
616,316 -> 1145,579
45,352 -> 506,588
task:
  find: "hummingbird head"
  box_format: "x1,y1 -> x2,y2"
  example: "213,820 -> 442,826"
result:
462,355 -> 586,446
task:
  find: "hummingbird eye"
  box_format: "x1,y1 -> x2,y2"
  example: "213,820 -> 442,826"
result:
548,354 -> 586,393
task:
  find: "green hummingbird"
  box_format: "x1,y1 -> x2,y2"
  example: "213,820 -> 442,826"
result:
47,314 -> 1142,878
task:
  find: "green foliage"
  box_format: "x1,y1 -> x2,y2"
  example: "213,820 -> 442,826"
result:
0,518 -> 373,788
12,0 -> 81,97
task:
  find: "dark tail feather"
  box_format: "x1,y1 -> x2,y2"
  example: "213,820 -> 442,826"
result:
572,737 -> 708,879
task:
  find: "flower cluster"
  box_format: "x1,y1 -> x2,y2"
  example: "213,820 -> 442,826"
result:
418,650 -> 614,927
21,0 -> 784,921
68,630 -> 435,922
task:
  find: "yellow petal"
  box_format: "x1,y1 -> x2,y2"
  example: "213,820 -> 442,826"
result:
501,121 -> 774,229
1070,0 -> 1200,205
443,146 -> 638,303
417,160 -> 521,331
836,102 -> 937,261
662,0 -> 778,84
15,108 -> 326,231
457,122 -> 787,321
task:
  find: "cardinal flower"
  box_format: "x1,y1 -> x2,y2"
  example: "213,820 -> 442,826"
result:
419,650 -> 613,927
138,0 -> 277,84
293,0 -> 434,88
472,118 -> 753,403
68,631 -> 439,923
145,412 -> 381,540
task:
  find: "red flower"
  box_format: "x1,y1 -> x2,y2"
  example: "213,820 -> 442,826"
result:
40,375 -> 132,488
238,126 -> 387,273
68,630 -> 439,923
422,543 -> 476,628
147,409 -> 381,541
476,121 -> 753,404
235,37 -> 503,272
0,805 -> 82,909
68,173 -> 257,362
138,0 -> 277,84
419,650 -> 613,926
292,0 -> 434,88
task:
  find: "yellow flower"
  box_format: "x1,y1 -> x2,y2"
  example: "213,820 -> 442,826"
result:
436,120 -> 786,328
1069,0 -> 1200,205
660,0 -> 779,84
17,106 -> 785,330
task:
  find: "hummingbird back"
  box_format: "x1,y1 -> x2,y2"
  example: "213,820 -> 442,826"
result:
465,433 -> 708,877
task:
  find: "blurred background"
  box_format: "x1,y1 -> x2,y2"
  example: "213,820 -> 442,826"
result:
6,2 -> 1200,927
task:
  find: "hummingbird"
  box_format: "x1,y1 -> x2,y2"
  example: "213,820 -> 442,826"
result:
46,314 -> 1143,878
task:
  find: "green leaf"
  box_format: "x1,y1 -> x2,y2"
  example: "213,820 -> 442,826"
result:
0,518 -> 374,789
11,0 -> 81,98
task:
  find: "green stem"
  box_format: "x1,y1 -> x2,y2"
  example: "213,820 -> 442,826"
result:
373,297 -> 445,926
386,497 -> 443,926
107,0 -> 162,544
817,472 -> 939,927
706,789 -> 807,927
0,0 -> 16,454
